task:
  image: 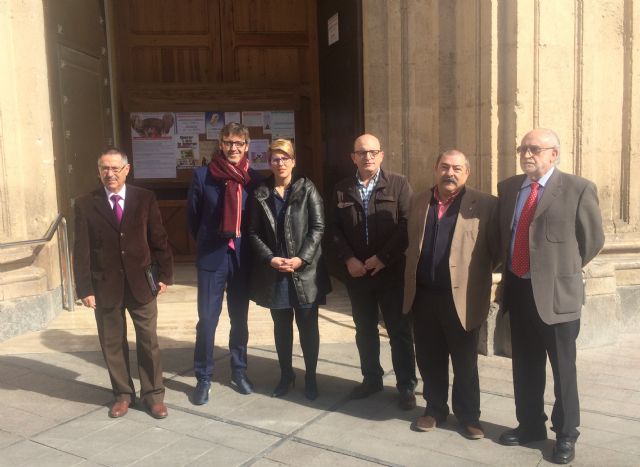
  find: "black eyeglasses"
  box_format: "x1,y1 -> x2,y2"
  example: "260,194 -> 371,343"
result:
222,140 -> 247,149
99,165 -> 127,174
353,149 -> 381,158
517,145 -> 555,156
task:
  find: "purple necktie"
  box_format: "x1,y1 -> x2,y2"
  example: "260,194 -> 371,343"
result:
111,194 -> 123,224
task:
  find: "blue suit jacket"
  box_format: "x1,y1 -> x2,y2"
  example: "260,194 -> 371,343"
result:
187,166 -> 260,271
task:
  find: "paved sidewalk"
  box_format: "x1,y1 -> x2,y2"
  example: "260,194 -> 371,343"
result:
0,266 -> 639,466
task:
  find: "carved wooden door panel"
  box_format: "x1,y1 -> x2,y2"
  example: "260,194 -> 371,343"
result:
45,0 -> 114,224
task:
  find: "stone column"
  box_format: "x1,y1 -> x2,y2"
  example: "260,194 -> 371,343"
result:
0,0 -> 63,341
362,0 -> 640,348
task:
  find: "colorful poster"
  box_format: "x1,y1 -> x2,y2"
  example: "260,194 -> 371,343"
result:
248,139 -> 270,170
176,135 -> 199,169
199,140 -> 217,166
130,112 -> 176,139
176,112 -> 205,135
205,112 -> 225,139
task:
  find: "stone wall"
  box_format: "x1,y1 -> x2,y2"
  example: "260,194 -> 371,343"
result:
0,0 -> 63,341
363,0 -> 640,348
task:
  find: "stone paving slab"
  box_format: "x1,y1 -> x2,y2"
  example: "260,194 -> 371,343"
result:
0,269 -> 639,467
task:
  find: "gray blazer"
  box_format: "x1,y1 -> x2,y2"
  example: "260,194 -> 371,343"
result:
497,169 -> 605,325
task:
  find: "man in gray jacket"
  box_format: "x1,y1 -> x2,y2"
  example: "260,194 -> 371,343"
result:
497,128 -> 604,464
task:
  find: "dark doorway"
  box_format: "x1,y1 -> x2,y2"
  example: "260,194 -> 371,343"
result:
317,0 -> 364,278
317,0 -> 364,199
44,0 -> 115,226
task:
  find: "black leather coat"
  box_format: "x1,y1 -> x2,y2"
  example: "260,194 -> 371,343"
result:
248,175 -> 331,308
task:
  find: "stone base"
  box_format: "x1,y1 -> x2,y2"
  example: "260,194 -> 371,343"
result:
0,287 -> 62,342
619,285 -> 640,329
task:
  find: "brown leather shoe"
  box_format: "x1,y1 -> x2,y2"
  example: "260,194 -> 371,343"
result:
462,423 -> 485,440
149,402 -> 168,419
109,400 -> 130,418
415,414 -> 437,432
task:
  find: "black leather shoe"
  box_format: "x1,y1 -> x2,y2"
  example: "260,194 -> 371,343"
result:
304,374 -> 318,401
192,379 -> 211,405
398,388 -> 416,410
231,371 -> 254,395
552,438 -> 575,464
350,380 -> 383,400
499,426 -> 547,446
271,372 -> 296,398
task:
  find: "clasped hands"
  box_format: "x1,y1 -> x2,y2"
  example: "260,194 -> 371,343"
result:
270,256 -> 303,272
346,255 -> 386,277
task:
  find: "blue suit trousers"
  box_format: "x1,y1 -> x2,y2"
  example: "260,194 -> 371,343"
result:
193,249 -> 249,380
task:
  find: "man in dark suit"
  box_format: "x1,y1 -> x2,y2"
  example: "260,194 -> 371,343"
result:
187,122 -> 257,404
497,129 -> 605,464
332,133 -> 417,410
74,148 -> 173,419
403,149 -> 499,439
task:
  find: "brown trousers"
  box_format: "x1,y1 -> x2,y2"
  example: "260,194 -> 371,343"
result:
94,284 -> 164,405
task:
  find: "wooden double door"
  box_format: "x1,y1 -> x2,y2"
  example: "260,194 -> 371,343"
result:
47,0 -> 363,261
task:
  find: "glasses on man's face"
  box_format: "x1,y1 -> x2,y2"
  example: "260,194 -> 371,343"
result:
99,165 -> 127,174
516,145 -> 555,156
270,157 -> 293,166
222,140 -> 247,149
353,149 -> 381,159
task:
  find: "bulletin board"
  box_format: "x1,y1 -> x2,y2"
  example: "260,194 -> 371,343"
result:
128,110 -> 296,182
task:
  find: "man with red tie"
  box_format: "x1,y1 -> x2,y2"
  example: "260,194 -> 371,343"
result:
74,148 -> 173,419
497,129 -> 604,464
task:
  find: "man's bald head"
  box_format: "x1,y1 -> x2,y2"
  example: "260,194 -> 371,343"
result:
351,133 -> 385,180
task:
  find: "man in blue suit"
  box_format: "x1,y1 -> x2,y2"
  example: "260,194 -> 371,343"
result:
187,122 -> 258,404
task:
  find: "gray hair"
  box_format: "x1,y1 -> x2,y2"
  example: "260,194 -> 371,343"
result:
435,149 -> 470,170
98,147 -> 129,165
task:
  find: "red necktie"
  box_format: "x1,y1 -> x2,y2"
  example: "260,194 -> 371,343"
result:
111,194 -> 123,224
511,182 -> 539,277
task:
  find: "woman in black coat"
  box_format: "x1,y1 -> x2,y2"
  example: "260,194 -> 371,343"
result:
248,139 -> 331,400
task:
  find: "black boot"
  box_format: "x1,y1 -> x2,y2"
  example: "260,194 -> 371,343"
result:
304,373 -> 318,401
271,371 -> 296,398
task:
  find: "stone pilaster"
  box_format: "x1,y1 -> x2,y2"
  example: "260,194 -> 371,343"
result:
363,0 -> 640,348
0,0 -> 63,341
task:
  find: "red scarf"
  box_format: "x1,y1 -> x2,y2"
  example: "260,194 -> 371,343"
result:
208,151 -> 251,238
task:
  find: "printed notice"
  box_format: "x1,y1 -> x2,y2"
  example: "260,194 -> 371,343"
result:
176,112 -> 205,135
328,13 -> 339,46
242,111 -> 264,127
132,138 -> 176,179
177,135 -> 200,169
205,112 -> 225,139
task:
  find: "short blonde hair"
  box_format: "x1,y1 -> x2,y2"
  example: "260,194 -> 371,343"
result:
269,138 -> 295,160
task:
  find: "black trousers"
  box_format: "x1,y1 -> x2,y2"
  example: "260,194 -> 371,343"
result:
270,305 -> 319,377
347,273 -> 416,391
412,287 -> 480,424
504,270 -> 581,440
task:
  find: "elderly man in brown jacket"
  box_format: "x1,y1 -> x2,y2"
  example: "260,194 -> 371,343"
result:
74,148 -> 173,419
403,149 -> 499,439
